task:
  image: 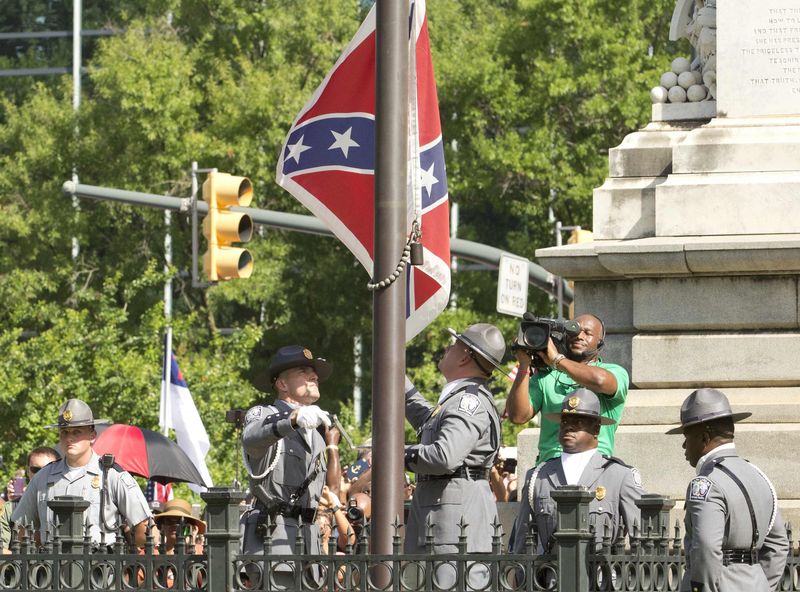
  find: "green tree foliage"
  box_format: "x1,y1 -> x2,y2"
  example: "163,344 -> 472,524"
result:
0,0 -> 678,489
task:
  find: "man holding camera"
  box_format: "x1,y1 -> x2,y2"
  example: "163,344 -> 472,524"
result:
506,313 -> 628,462
404,323 -> 505,587
240,345 -> 333,570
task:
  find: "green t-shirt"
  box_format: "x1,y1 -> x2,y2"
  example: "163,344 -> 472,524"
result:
528,359 -> 629,462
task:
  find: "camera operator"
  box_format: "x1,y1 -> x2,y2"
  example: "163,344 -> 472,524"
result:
239,345 -> 333,583
506,314 -> 629,462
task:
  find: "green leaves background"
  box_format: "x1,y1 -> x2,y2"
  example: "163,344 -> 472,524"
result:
0,0 -> 681,491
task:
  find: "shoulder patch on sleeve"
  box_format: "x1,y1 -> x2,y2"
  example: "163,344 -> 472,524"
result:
244,406 -> 263,425
688,476 -> 713,501
457,393 -> 481,416
631,467 -> 644,489
119,472 -> 138,490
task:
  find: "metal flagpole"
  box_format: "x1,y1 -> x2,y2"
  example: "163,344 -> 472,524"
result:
160,327 -> 173,437
371,0 -> 408,557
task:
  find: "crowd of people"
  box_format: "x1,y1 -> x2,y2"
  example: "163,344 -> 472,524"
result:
0,313 -> 789,591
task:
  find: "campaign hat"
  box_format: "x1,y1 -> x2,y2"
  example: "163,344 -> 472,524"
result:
45,398 -> 111,429
268,345 -> 332,383
543,388 -> 616,425
665,388 -> 751,435
446,323 -> 506,373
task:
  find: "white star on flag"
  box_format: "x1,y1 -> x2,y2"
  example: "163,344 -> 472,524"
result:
419,162 -> 438,199
286,135 -> 311,164
329,127 -> 360,159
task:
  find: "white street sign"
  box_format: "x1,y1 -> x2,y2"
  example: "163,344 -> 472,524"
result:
497,253 -> 529,317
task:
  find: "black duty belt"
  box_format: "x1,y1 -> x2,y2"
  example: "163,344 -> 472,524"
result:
722,549 -> 758,566
263,501 -> 317,523
417,466 -> 489,482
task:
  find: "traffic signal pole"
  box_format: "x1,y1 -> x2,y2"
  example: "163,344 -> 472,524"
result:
61,180 -> 574,302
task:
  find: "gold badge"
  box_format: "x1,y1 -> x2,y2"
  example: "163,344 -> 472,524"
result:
63,410 -> 73,422
91,475 -> 101,489
595,486 -> 606,501
303,348 -> 313,360
568,397 -> 579,409
430,405 -> 442,419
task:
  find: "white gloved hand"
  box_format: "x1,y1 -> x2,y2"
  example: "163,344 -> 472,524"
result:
294,405 -> 332,429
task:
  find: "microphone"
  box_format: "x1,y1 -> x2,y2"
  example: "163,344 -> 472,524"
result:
571,339 -> 604,362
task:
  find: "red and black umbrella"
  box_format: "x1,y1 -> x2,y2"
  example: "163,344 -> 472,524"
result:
94,424 -> 207,486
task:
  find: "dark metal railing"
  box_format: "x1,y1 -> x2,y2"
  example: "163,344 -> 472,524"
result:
1,486 -> 798,591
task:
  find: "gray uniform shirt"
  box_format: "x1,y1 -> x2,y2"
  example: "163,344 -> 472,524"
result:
404,377 -> 500,552
240,399 -> 326,556
511,451 -> 644,554
10,452 -> 151,545
682,446 -> 789,592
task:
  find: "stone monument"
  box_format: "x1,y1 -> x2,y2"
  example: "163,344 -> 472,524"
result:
518,0 -> 800,523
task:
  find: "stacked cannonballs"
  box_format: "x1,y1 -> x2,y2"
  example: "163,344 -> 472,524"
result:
651,57 -> 709,104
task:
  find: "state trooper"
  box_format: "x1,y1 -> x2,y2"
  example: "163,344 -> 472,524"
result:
511,388 -> 644,554
667,388 -> 789,592
404,323 -> 505,587
10,399 -> 152,548
240,345 -> 332,569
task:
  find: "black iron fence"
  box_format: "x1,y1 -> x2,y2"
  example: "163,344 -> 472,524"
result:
1,486 -> 798,591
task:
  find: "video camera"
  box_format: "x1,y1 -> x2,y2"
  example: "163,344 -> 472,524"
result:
345,498 -> 364,523
225,408 -> 247,429
513,313 -> 581,370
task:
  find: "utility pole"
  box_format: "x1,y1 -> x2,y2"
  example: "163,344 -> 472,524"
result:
70,0 -> 82,263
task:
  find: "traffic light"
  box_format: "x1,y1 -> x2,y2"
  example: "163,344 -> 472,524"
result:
202,172 -> 254,281
568,228 -> 594,244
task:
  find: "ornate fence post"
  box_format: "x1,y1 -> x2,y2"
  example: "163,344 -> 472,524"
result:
636,494 -> 675,539
48,495 -> 90,551
551,485 -> 594,591
48,495 -> 90,588
202,487 -> 247,591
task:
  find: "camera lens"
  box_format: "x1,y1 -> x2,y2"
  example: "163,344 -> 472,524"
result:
523,324 -> 548,350
346,506 -> 364,522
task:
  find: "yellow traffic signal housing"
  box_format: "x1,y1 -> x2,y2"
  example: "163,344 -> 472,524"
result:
202,172 -> 254,281
568,228 -> 594,244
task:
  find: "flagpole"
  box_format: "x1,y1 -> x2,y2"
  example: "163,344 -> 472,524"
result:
160,327 -> 173,437
371,0 -> 408,557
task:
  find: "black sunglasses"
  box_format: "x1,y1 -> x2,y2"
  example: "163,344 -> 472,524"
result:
29,466 -> 43,474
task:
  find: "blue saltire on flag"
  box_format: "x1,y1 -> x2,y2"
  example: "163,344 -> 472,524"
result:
276,0 -> 450,341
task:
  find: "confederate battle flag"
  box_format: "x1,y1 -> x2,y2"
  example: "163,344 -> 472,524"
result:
276,0 -> 450,341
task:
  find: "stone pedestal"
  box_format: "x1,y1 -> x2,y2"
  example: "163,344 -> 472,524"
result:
523,0 -> 800,527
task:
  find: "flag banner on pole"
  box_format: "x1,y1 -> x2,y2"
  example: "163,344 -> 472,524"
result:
276,0 -> 450,341
159,344 -> 213,493
145,479 -> 174,507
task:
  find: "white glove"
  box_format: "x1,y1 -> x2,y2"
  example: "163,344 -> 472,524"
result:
294,405 -> 332,429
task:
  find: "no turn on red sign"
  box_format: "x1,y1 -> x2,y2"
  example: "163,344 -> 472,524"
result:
496,253 -> 529,317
